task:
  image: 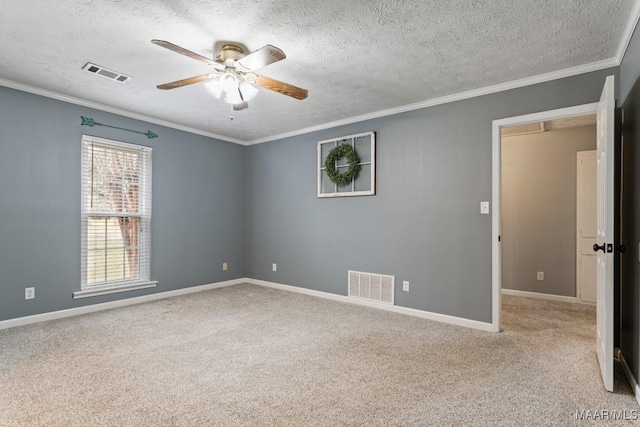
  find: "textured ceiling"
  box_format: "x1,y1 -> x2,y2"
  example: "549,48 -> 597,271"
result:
0,0 -> 635,143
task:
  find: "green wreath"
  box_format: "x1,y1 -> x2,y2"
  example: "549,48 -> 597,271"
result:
325,144 -> 361,186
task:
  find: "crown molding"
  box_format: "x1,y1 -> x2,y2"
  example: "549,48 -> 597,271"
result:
0,78 -> 245,145
246,57 -> 618,145
247,0 -> 638,145
616,0 -> 640,64
0,42 -> 629,148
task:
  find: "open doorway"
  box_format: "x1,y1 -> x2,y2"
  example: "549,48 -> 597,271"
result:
492,103 -> 598,331
492,76 -> 618,393
499,113 -> 597,304
491,105 -> 618,394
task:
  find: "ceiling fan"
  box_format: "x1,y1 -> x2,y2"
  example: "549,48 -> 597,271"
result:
151,39 -> 308,111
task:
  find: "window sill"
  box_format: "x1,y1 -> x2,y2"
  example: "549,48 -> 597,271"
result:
73,281 -> 158,299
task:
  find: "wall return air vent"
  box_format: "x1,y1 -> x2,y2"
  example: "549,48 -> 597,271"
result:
83,62 -> 131,84
348,270 -> 394,305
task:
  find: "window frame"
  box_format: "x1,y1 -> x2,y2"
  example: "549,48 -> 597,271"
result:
74,135 -> 156,299
317,131 -> 376,198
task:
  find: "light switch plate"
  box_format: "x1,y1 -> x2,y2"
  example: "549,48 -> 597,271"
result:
480,201 -> 490,214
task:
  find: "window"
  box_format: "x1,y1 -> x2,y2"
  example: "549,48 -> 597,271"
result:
317,131 -> 376,198
75,135 -> 155,299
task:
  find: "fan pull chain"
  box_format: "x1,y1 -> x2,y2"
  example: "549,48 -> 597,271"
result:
229,104 -> 234,121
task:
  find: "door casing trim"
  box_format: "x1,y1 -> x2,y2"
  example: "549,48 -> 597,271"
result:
491,102 -> 599,332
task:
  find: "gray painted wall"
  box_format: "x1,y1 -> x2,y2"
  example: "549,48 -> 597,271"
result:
621,81 -> 640,394
0,86 -> 246,321
501,126 -> 596,297
620,19 -> 640,387
621,25 -> 640,105
0,67 -> 622,326
245,68 -> 617,324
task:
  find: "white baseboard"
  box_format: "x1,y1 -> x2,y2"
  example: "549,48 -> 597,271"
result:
501,288 -> 582,304
617,348 -> 640,406
247,278 -> 495,332
0,277 -> 495,334
0,278 -> 245,331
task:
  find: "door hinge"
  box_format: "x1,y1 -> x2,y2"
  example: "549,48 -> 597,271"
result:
498,235 -> 501,242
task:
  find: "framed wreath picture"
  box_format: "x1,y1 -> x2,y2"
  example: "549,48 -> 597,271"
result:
317,131 -> 376,198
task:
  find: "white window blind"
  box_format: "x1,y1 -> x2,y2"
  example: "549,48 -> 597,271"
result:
80,135 -> 152,293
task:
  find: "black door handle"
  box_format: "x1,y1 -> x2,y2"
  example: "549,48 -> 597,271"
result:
593,243 -> 626,253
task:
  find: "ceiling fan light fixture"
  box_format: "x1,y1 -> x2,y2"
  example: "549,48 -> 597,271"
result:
153,39 -> 308,105
224,88 -> 243,105
220,72 -> 239,92
239,81 -> 258,101
205,75 -> 258,107
204,78 -> 224,99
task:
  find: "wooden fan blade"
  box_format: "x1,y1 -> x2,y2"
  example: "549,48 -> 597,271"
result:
255,75 -> 308,100
237,45 -> 286,71
156,74 -> 216,90
151,39 -> 224,70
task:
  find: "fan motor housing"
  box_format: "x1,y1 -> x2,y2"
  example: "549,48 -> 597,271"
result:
216,44 -> 244,63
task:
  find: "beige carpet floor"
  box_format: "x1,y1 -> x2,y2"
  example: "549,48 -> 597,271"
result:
0,284 -> 638,426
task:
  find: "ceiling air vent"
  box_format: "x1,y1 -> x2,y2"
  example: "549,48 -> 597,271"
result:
501,122 -> 545,137
83,62 -> 131,84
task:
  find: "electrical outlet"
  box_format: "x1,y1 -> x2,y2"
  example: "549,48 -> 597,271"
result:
25,287 -> 35,300
537,272 -> 544,281
272,263 -> 277,272
402,281 -> 410,292
222,262 -> 228,271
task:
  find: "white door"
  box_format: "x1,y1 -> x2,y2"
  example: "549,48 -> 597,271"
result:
577,151 -> 597,303
595,75 -> 615,392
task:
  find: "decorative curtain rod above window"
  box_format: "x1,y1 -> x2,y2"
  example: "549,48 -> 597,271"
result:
81,116 -> 158,139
